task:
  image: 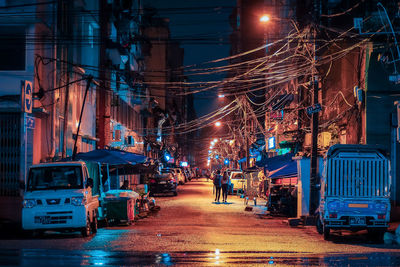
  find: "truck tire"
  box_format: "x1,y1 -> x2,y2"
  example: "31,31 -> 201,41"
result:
32,230 -> 45,238
173,191 -> 178,196
81,217 -> 91,237
323,225 -> 330,240
316,217 -> 323,235
368,229 -> 385,243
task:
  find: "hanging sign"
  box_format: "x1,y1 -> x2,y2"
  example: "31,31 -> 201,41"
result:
22,80 -> 33,113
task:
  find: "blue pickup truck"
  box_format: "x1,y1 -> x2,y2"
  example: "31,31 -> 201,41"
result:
316,145 -> 391,241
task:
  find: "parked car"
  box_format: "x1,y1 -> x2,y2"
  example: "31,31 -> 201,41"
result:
162,168 -> 185,185
148,173 -> 177,196
229,171 -> 245,194
316,145 -> 391,241
22,162 -> 99,237
184,169 -> 193,181
160,169 -> 178,184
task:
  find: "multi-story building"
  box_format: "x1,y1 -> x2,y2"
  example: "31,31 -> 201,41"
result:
230,0 -> 400,210
0,0 -> 101,223
142,12 -> 188,166
0,0 -> 149,224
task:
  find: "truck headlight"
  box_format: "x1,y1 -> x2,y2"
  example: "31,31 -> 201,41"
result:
23,199 -> 37,208
71,196 -> 86,206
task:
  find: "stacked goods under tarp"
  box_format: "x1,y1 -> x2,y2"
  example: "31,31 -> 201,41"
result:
243,167 -> 261,200
264,154 -> 298,217
102,190 -> 139,225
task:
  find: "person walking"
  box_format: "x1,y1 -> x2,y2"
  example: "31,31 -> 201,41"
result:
221,171 -> 230,203
213,170 -> 222,202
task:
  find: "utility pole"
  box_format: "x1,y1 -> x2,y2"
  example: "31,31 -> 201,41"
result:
72,76 -> 93,160
98,0 -> 110,149
241,95 -> 250,169
309,0 -> 321,216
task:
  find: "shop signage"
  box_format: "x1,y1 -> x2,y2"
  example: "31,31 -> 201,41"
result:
22,80 -> 33,113
268,136 -> 276,149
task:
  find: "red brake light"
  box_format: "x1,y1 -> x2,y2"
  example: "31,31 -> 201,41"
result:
150,179 -> 156,184
329,213 -> 337,219
378,214 -> 385,219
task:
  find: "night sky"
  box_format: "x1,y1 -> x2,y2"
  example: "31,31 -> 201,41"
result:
145,0 -> 236,117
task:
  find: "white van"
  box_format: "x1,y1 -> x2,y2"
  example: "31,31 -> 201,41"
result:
22,162 -> 99,237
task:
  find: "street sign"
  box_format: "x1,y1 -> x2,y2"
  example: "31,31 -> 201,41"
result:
306,103 -> 322,115
26,116 -> 35,129
22,80 -> 33,113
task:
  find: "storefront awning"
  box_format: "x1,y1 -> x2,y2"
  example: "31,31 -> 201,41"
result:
262,153 -> 297,179
74,149 -> 148,166
268,160 -> 297,179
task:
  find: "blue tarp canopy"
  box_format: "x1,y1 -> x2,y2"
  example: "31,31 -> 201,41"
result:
74,149 -> 147,166
262,153 -> 297,179
268,160 -> 297,179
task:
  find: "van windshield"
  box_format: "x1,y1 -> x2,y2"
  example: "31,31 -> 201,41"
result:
232,173 -> 243,179
27,166 -> 83,191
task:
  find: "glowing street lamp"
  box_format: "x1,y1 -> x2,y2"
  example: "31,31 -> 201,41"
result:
260,14 -> 270,23
213,138 -> 218,143
215,121 -> 221,127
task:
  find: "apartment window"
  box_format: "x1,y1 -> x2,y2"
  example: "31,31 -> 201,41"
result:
0,27 -> 26,71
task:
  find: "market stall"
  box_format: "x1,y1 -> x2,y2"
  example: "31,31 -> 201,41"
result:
243,166 -> 261,204
73,149 -> 156,224
263,154 -> 298,217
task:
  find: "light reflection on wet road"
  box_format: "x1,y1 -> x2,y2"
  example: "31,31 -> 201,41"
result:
1,249 -> 400,266
2,179 -> 400,266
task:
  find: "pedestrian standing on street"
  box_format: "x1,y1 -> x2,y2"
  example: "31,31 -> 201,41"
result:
221,171 -> 230,203
213,170 -> 222,202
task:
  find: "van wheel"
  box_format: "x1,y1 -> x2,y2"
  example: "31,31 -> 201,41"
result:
323,225 -> 330,240
316,216 -> 323,235
91,212 -> 98,234
81,217 -> 91,237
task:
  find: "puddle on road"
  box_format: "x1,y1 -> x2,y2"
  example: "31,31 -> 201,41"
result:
1,249 -> 400,266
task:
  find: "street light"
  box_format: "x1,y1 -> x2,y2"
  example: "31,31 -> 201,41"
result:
215,121 -> 221,127
260,14 -> 270,23
259,14 -> 299,33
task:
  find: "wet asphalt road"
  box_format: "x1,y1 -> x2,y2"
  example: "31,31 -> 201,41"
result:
1,178 -> 400,266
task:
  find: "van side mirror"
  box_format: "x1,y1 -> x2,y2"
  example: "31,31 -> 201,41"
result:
86,178 -> 94,188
